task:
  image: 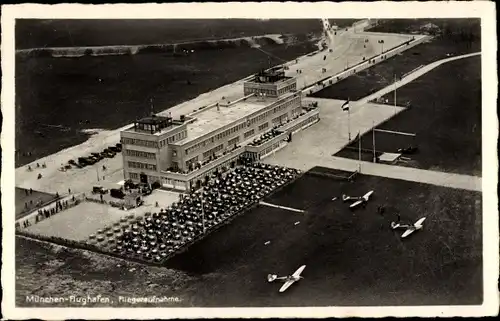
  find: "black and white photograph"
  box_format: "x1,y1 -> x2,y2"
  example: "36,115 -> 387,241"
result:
1,2 -> 498,319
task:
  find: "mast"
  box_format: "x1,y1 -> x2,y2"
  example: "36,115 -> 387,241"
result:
394,74 -> 397,116
372,121 -> 376,163
348,104 -> 351,141
201,196 -> 206,234
358,130 -> 362,172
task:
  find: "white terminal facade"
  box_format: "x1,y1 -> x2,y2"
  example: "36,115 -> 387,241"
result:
120,67 -> 320,191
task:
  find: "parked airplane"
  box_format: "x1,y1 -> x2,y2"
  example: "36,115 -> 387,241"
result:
267,265 -> 306,293
342,190 -> 374,208
391,217 -> 426,238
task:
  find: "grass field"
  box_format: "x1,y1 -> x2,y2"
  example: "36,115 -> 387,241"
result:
16,19 -> 360,49
335,55 -> 481,176
15,187 -> 57,220
16,168 -> 482,307
24,201 -> 131,241
310,34 -> 480,101
369,19 -> 480,39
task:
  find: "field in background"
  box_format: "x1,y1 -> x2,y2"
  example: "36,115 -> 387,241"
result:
16,20 -> 328,167
16,19 -> 357,49
17,169 -> 482,306
335,55 -> 481,176
311,20 -> 480,101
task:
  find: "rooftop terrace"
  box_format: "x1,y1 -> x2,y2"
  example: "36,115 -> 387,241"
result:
123,114 -> 187,136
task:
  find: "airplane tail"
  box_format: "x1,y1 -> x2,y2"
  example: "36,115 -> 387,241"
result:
390,222 -> 399,229
342,194 -> 350,202
267,274 -> 277,282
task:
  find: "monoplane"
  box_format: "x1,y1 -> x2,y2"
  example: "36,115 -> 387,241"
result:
342,190 -> 374,208
267,265 -> 306,293
391,217 -> 426,238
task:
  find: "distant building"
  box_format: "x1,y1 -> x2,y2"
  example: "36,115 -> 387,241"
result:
120,67 -> 319,191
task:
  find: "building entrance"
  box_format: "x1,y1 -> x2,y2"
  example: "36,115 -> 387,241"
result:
140,173 -> 148,184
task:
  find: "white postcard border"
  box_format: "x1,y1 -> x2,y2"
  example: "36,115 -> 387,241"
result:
1,1 -> 498,319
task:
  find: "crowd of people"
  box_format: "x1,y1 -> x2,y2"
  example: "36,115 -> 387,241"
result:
106,162 -> 301,263
248,128 -> 283,147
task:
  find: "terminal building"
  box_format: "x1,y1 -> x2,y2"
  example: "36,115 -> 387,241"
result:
120,66 -> 319,191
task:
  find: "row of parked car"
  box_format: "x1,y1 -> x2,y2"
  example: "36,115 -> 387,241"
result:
68,143 -> 122,168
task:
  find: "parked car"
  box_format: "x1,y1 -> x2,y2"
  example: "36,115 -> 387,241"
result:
78,157 -> 89,166
92,186 -> 108,194
110,188 -> 125,199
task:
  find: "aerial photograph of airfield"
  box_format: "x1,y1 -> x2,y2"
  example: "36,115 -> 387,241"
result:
14,18 -> 482,307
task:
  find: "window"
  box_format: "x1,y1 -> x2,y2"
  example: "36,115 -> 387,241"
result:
129,172 -> 138,179
202,144 -> 224,159
258,122 -> 269,131
228,136 -> 240,146
244,129 -> 255,139
126,149 -> 156,159
127,161 -> 157,171
121,137 -> 158,148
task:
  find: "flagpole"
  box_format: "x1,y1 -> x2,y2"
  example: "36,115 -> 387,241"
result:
372,121 -> 376,163
201,196 -> 206,234
348,106 -> 351,141
394,74 -> 397,116
358,130 -> 361,172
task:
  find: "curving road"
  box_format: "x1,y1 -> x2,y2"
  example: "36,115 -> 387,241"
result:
356,51 -> 481,105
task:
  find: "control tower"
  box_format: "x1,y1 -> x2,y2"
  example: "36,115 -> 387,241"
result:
243,66 -> 297,98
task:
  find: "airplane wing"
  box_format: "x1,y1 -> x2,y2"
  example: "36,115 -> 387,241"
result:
279,280 -> 296,293
414,217 -> 426,227
363,191 -> 374,200
350,200 -> 363,208
401,228 -> 415,238
292,265 -> 306,278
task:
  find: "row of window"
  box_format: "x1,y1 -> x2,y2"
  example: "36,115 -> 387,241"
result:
203,144 -> 223,159
246,96 -> 299,127
277,83 -> 297,96
128,161 -> 157,171
185,122 -> 246,156
248,88 -> 276,96
272,113 -> 289,125
290,113 -> 319,132
244,129 -> 255,139
260,142 -> 282,157
258,122 -> 269,131
125,149 -> 156,159
122,138 -> 158,148
228,136 -> 240,146
159,130 -> 187,147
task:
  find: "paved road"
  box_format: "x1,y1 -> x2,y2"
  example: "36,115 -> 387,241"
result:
357,52 -> 481,105
264,153 -> 481,192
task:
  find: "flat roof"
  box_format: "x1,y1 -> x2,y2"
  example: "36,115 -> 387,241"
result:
175,95 -> 281,146
123,119 -> 185,136
246,75 -> 293,84
135,115 -> 171,125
